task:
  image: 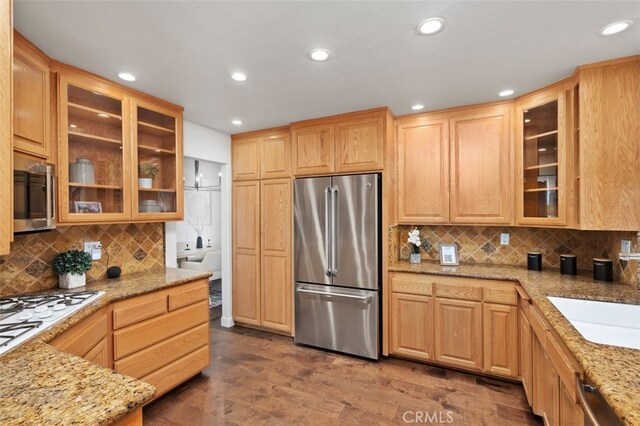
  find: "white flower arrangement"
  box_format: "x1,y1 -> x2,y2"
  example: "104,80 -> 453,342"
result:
407,227 -> 421,254
190,220 -> 205,236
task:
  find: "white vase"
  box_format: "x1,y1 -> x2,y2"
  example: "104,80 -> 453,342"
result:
59,272 -> 86,289
138,178 -> 153,189
409,253 -> 421,264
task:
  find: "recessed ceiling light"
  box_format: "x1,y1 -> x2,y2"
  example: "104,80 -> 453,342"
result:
309,49 -> 330,62
97,113 -> 110,119
231,72 -> 247,82
499,89 -> 515,97
417,18 -> 445,35
538,148 -> 547,152
524,119 -> 531,123
232,119 -> 242,125
118,72 -> 136,82
411,104 -> 425,111
599,20 -> 633,36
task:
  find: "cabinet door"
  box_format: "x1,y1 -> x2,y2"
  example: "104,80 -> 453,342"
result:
233,137 -> 260,180
292,124 -> 334,175
260,179 -> 292,334
261,131 -> 290,179
434,297 -> 482,370
335,116 -> 384,173
397,115 -> 449,223
515,89 -> 567,226
50,307 -> 109,362
58,74 -> 132,223
520,307 -> 533,406
232,181 -> 261,325
390,292 -> 433,361
560,381 -> 584,426
13,34 -> 51,160
132,98 -> 183,221
483,303 -> 518,377
85,337 -> 110,368
0,2 -> 11,255
449,104 -> 513,224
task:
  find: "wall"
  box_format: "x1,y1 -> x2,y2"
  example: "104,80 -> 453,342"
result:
177,158 -> 222,248
164,120 -> 233,326
0,223 -> 165,296
391,225 -> 639,287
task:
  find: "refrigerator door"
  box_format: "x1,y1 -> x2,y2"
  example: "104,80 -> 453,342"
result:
294,177 -> 333,285
294,282 -> 379,359
331,174 -> 379,290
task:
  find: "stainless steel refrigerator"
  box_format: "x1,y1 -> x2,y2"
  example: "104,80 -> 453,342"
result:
293,173 -> 380,359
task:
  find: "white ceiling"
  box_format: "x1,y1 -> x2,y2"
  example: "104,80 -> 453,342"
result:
14,1 -> 640,134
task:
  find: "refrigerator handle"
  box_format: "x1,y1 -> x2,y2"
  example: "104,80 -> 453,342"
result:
330,185 -> 338,277
324,186 -> 332,277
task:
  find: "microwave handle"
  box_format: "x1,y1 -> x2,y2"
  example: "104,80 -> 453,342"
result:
47,169 -> 56,223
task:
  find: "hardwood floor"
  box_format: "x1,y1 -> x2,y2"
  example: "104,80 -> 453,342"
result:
143,322 -> 541,425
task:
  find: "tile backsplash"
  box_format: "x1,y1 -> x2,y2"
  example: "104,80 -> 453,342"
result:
392,225 -> 639,287
0,223 -> 165,296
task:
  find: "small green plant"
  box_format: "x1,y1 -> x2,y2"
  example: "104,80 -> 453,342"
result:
52,250 -> 92,275
139,162 -> 160,179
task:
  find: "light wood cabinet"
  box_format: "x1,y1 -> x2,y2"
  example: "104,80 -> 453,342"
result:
390,292 -> 434,361
292,123 -> 335,175
519,301 -> 533,406
483,303 -> 518,377
396,103 -> 512,225
51,307 -> 112,368
232,127 -> 291,181
260,178 -> 292,333
396,114 -> 449,223
449,104 -> 513,224
261,131 -> 291,179
0,0 -> 12,256
233,136 -> 260,180
335,116 -> 384,173
232,180 -> 261,326
434,297 -> 483,370
12,32 -> 51,160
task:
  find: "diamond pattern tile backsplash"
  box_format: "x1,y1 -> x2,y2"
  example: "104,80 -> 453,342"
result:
392,225 -> 639,288
0,223 -> 165,296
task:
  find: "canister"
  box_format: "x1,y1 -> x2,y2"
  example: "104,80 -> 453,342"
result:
560,254 -> 577,275
593,258 -> 613,282
527,252 -> 542,271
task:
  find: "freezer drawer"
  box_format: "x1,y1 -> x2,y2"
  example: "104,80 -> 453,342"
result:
294,282 -> 379,359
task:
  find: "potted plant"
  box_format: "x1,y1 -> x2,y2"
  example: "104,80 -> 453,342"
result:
407,227 -> 422,264
138,162 -> 160,189
52,249 -> 92,289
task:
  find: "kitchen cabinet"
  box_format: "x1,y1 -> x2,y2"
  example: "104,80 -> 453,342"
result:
396,103 -> 512,225
515,86 -> 568,226
390,292 -> 434,361
335,115 -> 384,173
12,32 -> 51,160
483,303 -> 518,378
519,299 -> 533,406
232,136 -> 260,180
434,297 -> 483,370
0,0 -> 12,256
292,123 -> 335,175
232,127 -> 291,180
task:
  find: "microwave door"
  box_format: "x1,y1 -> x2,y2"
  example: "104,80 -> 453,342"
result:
13,171 -> 28,220
29,173 -> 47,219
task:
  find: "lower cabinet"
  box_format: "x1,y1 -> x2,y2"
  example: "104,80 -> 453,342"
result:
483,303 -> 518,377
519,301 -> 533,406
434,297 -> 483,370
390,292 -> 434,361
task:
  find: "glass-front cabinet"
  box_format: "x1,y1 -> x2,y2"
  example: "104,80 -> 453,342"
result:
59,75 -> 132,222
515,89 -> 567,226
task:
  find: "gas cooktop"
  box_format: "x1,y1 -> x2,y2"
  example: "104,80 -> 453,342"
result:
0,290 -> 104,355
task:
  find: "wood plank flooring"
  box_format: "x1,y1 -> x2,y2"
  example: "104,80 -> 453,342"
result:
143,322 -> 541,425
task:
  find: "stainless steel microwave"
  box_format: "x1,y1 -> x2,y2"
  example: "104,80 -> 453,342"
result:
13,157 -> 56,233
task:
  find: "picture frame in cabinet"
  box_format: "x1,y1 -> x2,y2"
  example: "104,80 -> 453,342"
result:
439,243 -> 459,266
74,201 -> 103,214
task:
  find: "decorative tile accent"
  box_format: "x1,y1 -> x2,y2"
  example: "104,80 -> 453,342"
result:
0,223 -> 165,296
393,225 -> 639,287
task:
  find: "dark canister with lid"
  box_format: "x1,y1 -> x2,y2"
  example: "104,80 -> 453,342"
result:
593,258 -> 613,282
527,252 -> 543,271
560,254 -> 577,275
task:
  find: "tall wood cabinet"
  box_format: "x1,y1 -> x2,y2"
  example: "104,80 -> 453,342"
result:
232,127 -> 293,335
0,0 -> 12,256
396,103 -> 513,225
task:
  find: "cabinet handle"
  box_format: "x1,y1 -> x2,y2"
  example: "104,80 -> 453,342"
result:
576,375 -> 600,426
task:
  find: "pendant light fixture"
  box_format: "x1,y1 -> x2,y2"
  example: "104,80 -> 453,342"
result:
184,160 -> 221,192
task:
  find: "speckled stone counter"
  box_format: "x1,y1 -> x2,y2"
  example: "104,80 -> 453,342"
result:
0,268 -> 212,425
389,261 -> 640,426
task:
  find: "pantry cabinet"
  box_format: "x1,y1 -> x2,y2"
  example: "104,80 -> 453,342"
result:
12,32 -> 51,160
0,0 -> 12,256
232,136 -> 260,180
261,131 -> 291,179
232,127 -> 291,181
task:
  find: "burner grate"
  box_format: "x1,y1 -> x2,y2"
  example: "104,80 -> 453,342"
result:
0,320 -> 43,347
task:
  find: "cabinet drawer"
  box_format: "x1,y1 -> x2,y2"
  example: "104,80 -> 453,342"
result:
115,323 -> 209,378
546,331 -> 581,402
114,301 -> 208,360
483,284 -> 517,305
168,280 -> 208,311
390,273 -> 433,295
141,345 -> 210,399
51,308 -> 108,358
434,281 -> 482,301
113,291 -> 167,330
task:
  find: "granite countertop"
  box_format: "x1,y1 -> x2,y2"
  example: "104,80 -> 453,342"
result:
0,268 -> 212,426
389,261 -> 640,426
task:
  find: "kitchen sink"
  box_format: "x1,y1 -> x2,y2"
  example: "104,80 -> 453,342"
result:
547,296 -> 640,350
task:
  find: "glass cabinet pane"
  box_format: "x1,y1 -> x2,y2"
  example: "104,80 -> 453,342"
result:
66,84 -> 125,216
136,106 -> 177,215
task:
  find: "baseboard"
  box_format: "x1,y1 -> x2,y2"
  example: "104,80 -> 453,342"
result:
220,316 -> 235,328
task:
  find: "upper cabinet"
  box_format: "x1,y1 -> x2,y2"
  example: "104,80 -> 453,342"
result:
397,103 -> 513,225
57,66 -> 183,224
515,88 -> 567,226
292,108 -> 389,176
12,32 -> 51,160
0,1 -> 12,255
232,127 -> 290,181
